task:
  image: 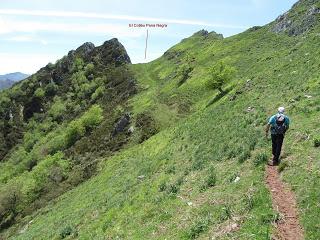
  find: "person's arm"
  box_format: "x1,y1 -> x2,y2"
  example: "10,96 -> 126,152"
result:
285,117 -> 290,131
265,123 -> 271,138
265,115 -> 274,138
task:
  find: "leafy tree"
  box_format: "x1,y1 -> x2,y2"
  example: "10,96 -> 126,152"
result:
72,57 -> 85,72
177,54 -> 195,86
207,61 -> 236,93
84,63 -> 95,77
34,88 -> 45,98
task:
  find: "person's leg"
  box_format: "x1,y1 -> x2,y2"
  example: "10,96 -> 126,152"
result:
271,134 -> 277,164
275,134 -> 284,165
273,135 -> 284,165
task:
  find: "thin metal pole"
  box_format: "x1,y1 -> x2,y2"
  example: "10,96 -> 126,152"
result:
145,29 -> 149,59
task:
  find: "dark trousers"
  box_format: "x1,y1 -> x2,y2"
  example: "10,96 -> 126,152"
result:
271,134 -> 284,164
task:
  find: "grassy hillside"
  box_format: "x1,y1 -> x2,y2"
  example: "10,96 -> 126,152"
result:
1,0 -> 320,239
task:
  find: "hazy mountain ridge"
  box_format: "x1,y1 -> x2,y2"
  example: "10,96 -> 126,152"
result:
0,72 -> 29,90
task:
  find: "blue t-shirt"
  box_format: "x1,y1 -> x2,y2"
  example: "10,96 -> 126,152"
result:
268,114 -> 290,134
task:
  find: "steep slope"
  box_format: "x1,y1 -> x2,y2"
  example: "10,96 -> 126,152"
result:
1,0 -> 320,239
0,38 -> 140,231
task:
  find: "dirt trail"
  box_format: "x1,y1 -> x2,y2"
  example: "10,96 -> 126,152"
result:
265,165 -> 304,240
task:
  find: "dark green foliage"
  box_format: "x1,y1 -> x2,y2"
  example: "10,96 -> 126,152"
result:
185,213 -> 212,239
0,186 -> 21,229
59,226 -> 73,239
135,111 -> 158,143
313,136 -> 320,147
200,167 -> 217,191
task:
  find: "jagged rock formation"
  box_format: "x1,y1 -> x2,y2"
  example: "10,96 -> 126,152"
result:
271,0 -> 320,36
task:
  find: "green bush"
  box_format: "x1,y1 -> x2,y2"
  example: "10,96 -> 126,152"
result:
72,57 -> 85,72
45,83 -> 58,96
80,104 -> 103,130
65,105 -> 103,147
314,136 -> 320,147
185,214 -> 211,239
65,121 -> 85,148
48,97 -> 66,121
206,61 -> 236,93
34,88 -> 45,98
59,226 -> 73,239
84,63 -> 95,77
0,185 -> 22,229
91,86 -> 105,101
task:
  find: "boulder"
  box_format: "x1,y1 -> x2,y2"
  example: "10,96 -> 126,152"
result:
112,113 -> 131,136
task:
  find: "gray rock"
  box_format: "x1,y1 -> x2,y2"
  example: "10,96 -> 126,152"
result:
112,113 -> 131,136
75,42 -> 95,59
271,3 -> 320,36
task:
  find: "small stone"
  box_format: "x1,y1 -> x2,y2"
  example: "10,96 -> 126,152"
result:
234,176 -> 240,183
128,126 -> 135,133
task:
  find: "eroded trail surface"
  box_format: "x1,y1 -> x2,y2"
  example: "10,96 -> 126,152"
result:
265,165 -> 304,240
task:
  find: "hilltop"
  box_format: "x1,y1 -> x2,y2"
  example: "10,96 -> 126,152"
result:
0,0 -> 320,239
0,73 -> 29,90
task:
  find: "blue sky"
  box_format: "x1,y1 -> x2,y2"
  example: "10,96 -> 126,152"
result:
0,0 -> 297,74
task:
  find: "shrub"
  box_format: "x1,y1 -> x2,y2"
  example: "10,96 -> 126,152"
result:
48,97 -> 66,121
80,104 -> 103,130
206,61 -> 236,93
200,168 -> 217,192
34,88 -> 45,98
186,214 -> 211,239
314,136 -> 320,147
59,226 -> 73,239
65,105 -> 103,147
0,185 -> 22,229
253,152 -> 269,166
91,86 -> 105,101
45,83 -> 58,96
84,63 -> 95,77
72,57 -> 85,72
166,184 -> 179,195
158,182 -> 167,192
65,121 -> 85,148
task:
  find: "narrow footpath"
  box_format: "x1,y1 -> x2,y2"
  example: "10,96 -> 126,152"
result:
265,165 -> 304,240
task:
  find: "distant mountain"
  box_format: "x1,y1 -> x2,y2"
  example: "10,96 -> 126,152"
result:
0,72 -> 29,90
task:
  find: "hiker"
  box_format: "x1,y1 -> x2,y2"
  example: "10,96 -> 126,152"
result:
265,107 -> 290,166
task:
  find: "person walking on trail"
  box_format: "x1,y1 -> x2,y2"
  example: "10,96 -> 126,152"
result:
265,107 -> 290,166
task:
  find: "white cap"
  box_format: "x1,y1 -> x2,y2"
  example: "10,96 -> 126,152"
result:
278,106 -> 285,113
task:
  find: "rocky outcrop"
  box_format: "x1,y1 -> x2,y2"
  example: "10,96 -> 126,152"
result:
75,42 -> 95,61
112,113 -> 131,137
94,38 -> 131,66
271,1 -> 320,36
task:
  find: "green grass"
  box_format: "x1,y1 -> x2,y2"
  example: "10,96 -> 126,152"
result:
2,1 -> 320,239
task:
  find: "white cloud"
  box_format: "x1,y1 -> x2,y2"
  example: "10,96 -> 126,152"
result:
0,16 -> 146,38
5,35 -> 48,45
0,9 -> 248,29
0,53 -> 60,74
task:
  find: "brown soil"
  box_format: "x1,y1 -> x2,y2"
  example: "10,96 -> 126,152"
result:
265,165 -> 304,240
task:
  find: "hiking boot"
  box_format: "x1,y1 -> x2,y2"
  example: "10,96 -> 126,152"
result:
267,161 -> 274,166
